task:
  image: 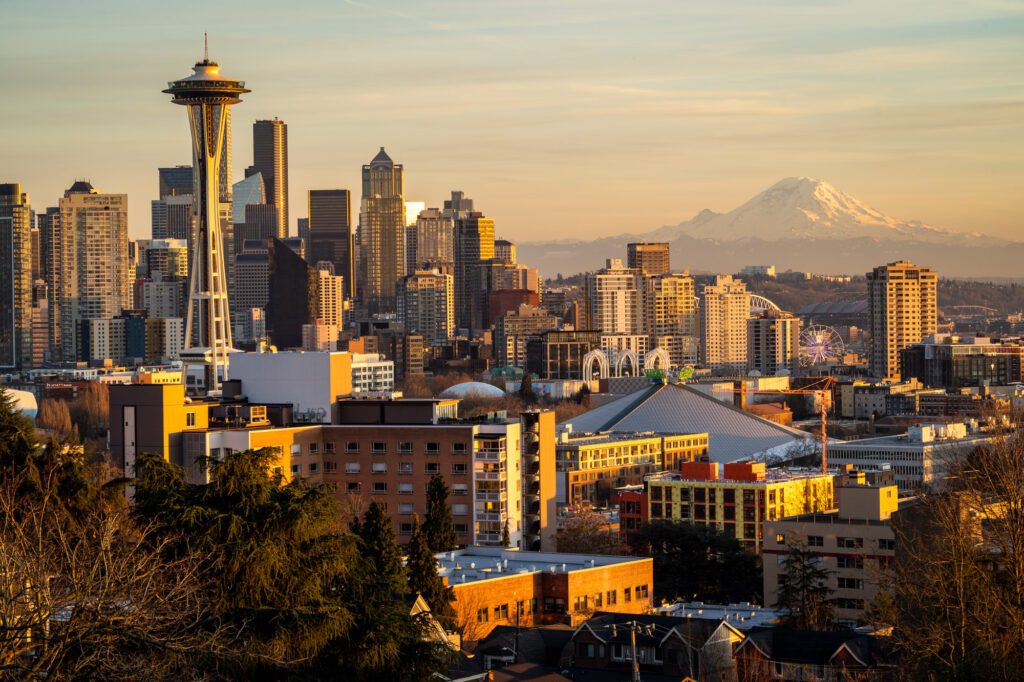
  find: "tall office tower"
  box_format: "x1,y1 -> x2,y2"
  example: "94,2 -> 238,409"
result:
231,172 -> 264,225
585,259 -> 642,335
308,189 -> 354,298
867,261 -> 937,380
643,272 -> 697,337
443,190 -> 474,218
494,239 -> 517,265
415,208 -> 454,267
235,204 -> 279,251
31,281 -> 48,367
266,238 -> 317,349
57,182 -> 131,362
747,311 -> 801,376
358,148 -> 405,315
397,270 -> 454,346
453,211 -> 495,334
0,184 -> 34,369
30,227 -> 41,281
151,194 -> 194,240
165,49 -> 248,394
699,275 -> 751,374
36,207 -> 61,361
627,242 -> 670,276
314,263 -> 346,330
252,118 -> 288,237
158,165 -> 193,197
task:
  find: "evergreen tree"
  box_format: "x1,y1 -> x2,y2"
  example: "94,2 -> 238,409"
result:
775,542 -> 835,631
0,388 -> 38,471
358,500 -> 408,594
502,519 -> 511,548
518,374 -> 535,404
407,515 -> 455,626
423,473 -> 458,552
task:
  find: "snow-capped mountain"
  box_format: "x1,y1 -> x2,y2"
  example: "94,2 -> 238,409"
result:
517,177 -> 1017,278
668,176 -> 963,243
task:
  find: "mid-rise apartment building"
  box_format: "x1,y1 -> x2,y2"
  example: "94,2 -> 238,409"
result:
494,304 -> 559,368
586,259 -> 641,336
763,469 -> 902,625
747,311 -> 801,376
647,462 -> 835,551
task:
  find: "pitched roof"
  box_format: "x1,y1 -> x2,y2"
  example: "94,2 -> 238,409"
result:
371,146 -> 393,164
739,628 -> 888,666
561,383 -> 809,462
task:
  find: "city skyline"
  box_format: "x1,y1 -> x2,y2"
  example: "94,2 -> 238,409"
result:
2,1 -> 1021,245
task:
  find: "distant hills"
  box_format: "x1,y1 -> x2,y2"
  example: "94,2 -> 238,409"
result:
518,177 -> 1022,278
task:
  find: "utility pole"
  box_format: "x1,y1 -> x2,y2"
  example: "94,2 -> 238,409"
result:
630,620 -> 640,682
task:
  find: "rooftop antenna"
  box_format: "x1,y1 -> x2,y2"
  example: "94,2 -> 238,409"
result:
204,32 -> 209,61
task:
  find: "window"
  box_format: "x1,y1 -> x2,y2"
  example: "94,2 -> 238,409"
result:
879,538 -> 895,551
399,462 -> 413,474
323,461 -> 337,473
454,523 -> 468,534
624,587 -> 632,603
453,484 -> 468,496
186,412 -> 196,427
724,489 -> 735,504
426,442 -> 440,454
399,483 -> 414,495
573,596 -> 588,612
308,443 -> 319,454
346,482 -> 361,493
371,442 -> 386,454
399,503 -> 414,515
399,442 -> 413,454
636,584 -> 649,599
399,522 -> 414,534
594,592 -> 603,608
371,462 -> 387,474
452,463 -> 468,474
651,486 -> 663,501
476,608 -> 489,623
291,444 -> 301,456
837,537 -> 864,549
807,535 -> 824,547
425,463 -> 440,474
372,482 -> 387,493
606,590 -> 617,605
835,598 -> 865,610
776,534 -> 785,544
494,604 -> 509,621
346,442 -> 359,453
837,556 -> 864,570
650,503 -> 663,519
543,597 -> 566,613
452,442 -> 468,454
453,504 -> 468,516
578,643 -> 596,658
290,464 -> 300,475
345,463 -> 361,474
324,441 -> 335,454
308,463 -> 318,473
837,577 -> 864,590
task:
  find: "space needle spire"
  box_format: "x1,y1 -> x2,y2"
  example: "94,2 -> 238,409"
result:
164,40 -> 249,394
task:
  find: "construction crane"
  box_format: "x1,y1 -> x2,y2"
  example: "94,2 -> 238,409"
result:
730,377 -> 835,475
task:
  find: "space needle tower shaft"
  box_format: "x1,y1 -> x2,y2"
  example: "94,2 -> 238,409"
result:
163,37 -> 248,394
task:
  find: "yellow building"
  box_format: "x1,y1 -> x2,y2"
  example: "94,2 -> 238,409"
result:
647,462 -> 835,551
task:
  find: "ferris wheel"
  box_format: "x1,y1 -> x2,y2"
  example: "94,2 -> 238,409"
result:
799,325 -> 845,366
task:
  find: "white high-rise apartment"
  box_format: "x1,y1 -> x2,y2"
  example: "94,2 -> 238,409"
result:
700,275 -> 750,374
643,272 -> 697,337
586,259 -> 641,335
867,261 -> 937,380
58,182 -> 130,361
315,265 -> 346,329
747,312 -> 801,376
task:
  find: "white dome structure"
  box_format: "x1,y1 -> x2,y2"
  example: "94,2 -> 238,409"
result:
5,388 -> 38,420
440,381 -> 506,399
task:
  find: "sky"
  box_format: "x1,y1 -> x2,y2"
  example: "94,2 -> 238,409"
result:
1,0 -> 1022,243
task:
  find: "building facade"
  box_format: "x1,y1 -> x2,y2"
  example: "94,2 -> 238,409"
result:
700,275 -> 750,374
308,189 -> 354,299
0,183 -> 34,369
252,118 -> 288,237
586,259 -> 641,336
358,148 -> 405,314
397,269 -> 454,346
626,242 -> 670,276
453,211 -> 495,335
747,312 -> 801,376
867,261 -> 937,380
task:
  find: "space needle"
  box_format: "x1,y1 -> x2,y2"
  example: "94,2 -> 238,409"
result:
164,37 -> 248,394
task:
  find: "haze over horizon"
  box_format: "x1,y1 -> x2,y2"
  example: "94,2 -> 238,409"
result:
2,0 -> 1021,244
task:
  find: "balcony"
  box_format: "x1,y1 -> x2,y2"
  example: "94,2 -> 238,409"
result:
475,532 -> 502,544
476,448 -> 506,462
475,491 -> 508,502
475,470 -> 507,482
476,511 -> 506,522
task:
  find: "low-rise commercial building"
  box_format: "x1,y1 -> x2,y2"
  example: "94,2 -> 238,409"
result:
828,422 -> 993,495
438,547 -> 653,642
647,462 -> 835,551
900,333 -> 1024,389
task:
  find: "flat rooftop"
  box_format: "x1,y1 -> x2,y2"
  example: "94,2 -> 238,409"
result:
436,547 -> 646,586
559,430 -> 702,447
649,467 -> 830,485
830,432 -> 994,449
